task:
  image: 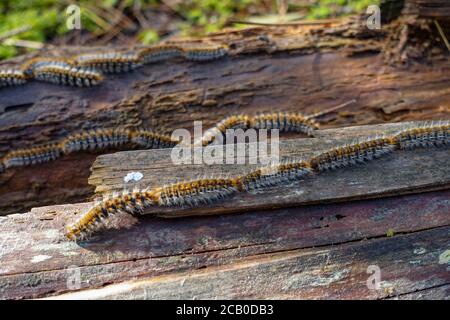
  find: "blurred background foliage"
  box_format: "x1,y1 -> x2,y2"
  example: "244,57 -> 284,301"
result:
0,0 -> 380,59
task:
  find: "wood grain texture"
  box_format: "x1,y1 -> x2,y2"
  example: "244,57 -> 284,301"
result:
0,16 -> 449,214
46,226 -> 450,300
88,122 -> 450,218
0,189 -> 449,299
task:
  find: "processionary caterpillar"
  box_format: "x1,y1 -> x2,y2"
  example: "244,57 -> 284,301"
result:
181,45 -> 228,61
0,43 -> 228,89
65,121 -> 450,241
0,69 -> 28,87
0,101 -> 354,173
75,52 -> 142,74
137,45 -> 183,64
0,128 -> 178,173
20,57 -> 77,77
32,63 -> 103,87
195,100 -> 356,147
0,58 -> 104,88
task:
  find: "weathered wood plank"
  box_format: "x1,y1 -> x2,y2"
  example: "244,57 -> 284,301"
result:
0,189 -> 449,299
44,227 -> 450,300
88,122 -> 450,218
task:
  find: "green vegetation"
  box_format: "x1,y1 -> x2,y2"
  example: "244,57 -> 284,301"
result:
0,0 -> 380,59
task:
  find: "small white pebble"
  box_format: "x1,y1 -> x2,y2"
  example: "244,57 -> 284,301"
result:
124,171 -> 144,183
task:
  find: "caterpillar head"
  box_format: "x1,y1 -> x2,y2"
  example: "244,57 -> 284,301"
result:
65,223 -> 82,241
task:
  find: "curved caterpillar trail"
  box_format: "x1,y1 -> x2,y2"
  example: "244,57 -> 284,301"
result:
0,128 -> 178,173
196,112 -> 319,147
195,100 -> 356,147
0,101 -> 354,173
66,121 -> 450,241
0,43 -> 228,89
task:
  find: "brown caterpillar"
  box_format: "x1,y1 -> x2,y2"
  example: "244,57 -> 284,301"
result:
194,104 -> 354,147
137,44 -> 227,64
241,160 -> 313,191
310,136 -> 398,171
65,178 -> 241,240
182,45 -> 228,61
0,69 -> 28,87
0,43 -> 227,92
75,51 -> 142,74
393,121 -> 450,150
195,101 -> 357,147
66,121 -> 449,241
65,190 -> 156,241
33,62 -> 103,87
131,128 -> 180,149
1,143 -> 62,171
20,57 -> 76,78
0,128 -> 177,173
195,113 -> 318,147
61,128 -> 134,153
252,112 -> 319,134
196,115 -> 252,146
137,45 -> 183,64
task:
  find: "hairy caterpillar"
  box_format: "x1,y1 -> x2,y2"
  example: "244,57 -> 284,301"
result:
241,160 -> 313,191
20,57 -> 76,78
131,129 -> 180,149
75,51 -> 141,73
195,101 -> 357,147
137,44 -> 228,64
66,121 -> 449,241
0,128 -> 176,173
196,115 -> 252,146
0,43 -> 228,92
393,121 -> 450,149
0,69 -> 28,87
61,128 -> 134,153
252,112 -> 319,134
65,190 -> 156,240
1,144 -> 62,170
137,45 -> 183,64
33,62 -> 103,87
195,113 -> 319,147
182,45 -> 228,61
0,42 -> 227,89
310,136 -> 397,171
194,107 -> 352,147
155,178 -> 241,207
65,178 -> 241,240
